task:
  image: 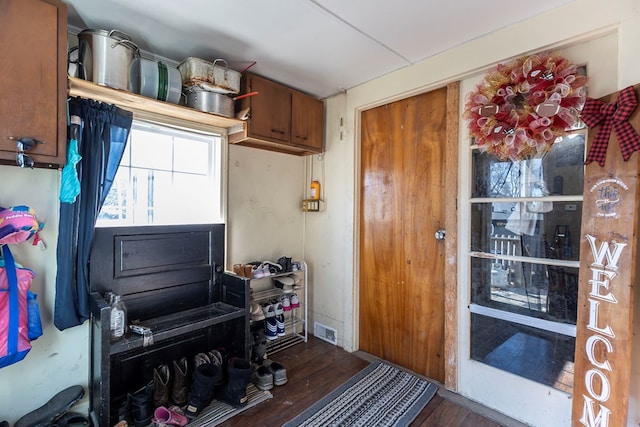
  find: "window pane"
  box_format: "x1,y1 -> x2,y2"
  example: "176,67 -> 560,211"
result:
471,313 -> 574,393
472,132 -> 586,198
174,137 -> 211,174
130,129 -> 173,170
471,257 -> 578,324
471,202 -> 581,261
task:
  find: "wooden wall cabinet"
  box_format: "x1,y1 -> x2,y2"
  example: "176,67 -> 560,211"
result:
0,0 -> 67,168
230,73 -> 324,156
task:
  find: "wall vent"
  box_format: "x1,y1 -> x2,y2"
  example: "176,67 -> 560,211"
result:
314,322 -> 338,345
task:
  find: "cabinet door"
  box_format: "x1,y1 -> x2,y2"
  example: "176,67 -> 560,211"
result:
247,74 -> 291,142
0,0 -> 67,168
291,91 -> 323,151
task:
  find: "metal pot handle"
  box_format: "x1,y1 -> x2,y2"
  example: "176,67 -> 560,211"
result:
107,29 -> 133,41
212,58 -> 229,70
68,46 -> 79,64
111,39 -> 140,58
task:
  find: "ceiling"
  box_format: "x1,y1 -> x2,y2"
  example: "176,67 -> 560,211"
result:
62,0 -> 576,99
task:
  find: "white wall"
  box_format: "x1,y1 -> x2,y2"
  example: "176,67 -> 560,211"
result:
312,0 -> 640,425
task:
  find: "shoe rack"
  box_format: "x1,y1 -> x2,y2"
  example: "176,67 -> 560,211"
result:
250,261 -> 308,354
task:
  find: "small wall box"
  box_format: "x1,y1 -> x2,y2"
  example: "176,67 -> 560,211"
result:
302,199 -> 320,212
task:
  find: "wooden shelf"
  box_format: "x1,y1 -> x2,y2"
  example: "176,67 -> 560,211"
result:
68,77 -> 244,131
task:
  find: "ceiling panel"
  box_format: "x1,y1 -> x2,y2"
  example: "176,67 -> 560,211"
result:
63,0 -> 576,98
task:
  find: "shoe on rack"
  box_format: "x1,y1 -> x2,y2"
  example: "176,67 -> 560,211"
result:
263,303 -> 276,318
263,359 -> 288,386
275,314 -> 286,337
281,295 -> 291,311
290,293 -> 300,309
265,317 -> 278,341
274,301 -> 284,316
251,364 -> 274,391
251,302 -> 265,321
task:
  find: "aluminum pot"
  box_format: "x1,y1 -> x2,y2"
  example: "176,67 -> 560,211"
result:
77,29 -> 140,90
184,88 -> 233,117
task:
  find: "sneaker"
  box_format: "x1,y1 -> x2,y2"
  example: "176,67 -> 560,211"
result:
207,349 -> 223,366
265,317 -> 278,340
274,301 -> 284,316
290,293 -> 300,309
275,314 -> 286,337
263,303 -> 275,318
251,364 -> 274,391
263,359 -> 287,386
253,265 -> 265,279
251,302 -> 265,321
281,295 -> 291,311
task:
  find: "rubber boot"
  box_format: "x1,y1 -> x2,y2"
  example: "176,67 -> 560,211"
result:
171,357 -> 190,406
214,358 -> 254,407
129,381 -> 153,427
185,363 -> 223,418
153,364 -> 171,408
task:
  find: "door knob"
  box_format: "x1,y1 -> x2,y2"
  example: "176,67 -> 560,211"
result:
434,229 -> 446,240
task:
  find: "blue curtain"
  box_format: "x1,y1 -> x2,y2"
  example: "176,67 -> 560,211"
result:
54,98 -> 132,330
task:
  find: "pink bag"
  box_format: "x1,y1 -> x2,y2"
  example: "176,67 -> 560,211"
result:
0,245 -> 36,368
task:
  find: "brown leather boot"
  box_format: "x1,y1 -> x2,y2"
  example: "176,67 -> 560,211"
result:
171,357 -> 190,406
153,364 -> 171,408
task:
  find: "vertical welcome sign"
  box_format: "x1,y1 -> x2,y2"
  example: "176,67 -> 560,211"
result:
573,85 -> 640,426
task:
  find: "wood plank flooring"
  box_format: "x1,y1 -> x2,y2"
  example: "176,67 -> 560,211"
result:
218,336 -> 527,427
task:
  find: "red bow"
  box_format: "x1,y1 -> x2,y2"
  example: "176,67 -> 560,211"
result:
582,86 -> 640,166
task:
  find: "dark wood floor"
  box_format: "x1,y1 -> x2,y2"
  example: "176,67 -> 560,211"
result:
218,336 -> 525,427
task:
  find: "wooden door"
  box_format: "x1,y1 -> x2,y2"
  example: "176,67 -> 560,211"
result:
360,87 -> 448,382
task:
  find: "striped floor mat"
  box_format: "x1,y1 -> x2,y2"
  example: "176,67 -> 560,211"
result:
283,361 -> 437,427
187,384 -> 272,427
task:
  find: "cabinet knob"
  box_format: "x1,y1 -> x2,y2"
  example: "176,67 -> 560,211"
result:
435,229 -> 446,240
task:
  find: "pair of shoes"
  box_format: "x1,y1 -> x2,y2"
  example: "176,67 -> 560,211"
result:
263,359 -> 288,386
153,357 -> 190,408
153,405 -> 187,426
265,315 -> 286,339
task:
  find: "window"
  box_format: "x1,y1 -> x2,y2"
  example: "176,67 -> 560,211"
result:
97,120 -> 225,226
468,129 -> 585,393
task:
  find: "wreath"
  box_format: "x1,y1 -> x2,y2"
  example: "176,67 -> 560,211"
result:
464,52 -> 588,161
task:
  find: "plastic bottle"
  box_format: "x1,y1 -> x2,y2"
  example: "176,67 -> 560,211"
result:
110,294 -> 128,340
310,180 -> 321,200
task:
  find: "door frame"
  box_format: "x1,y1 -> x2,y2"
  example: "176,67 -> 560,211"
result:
352,81 -> 460,391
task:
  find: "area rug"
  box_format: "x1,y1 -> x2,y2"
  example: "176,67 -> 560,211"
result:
187,383 -> 272,427
283,361 -> 437,427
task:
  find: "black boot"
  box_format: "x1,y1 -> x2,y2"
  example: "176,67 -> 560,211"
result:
185,363 -> 223,418
129,381 -> 153,427
171,357 -> 190,406
215,358 -> 254,407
